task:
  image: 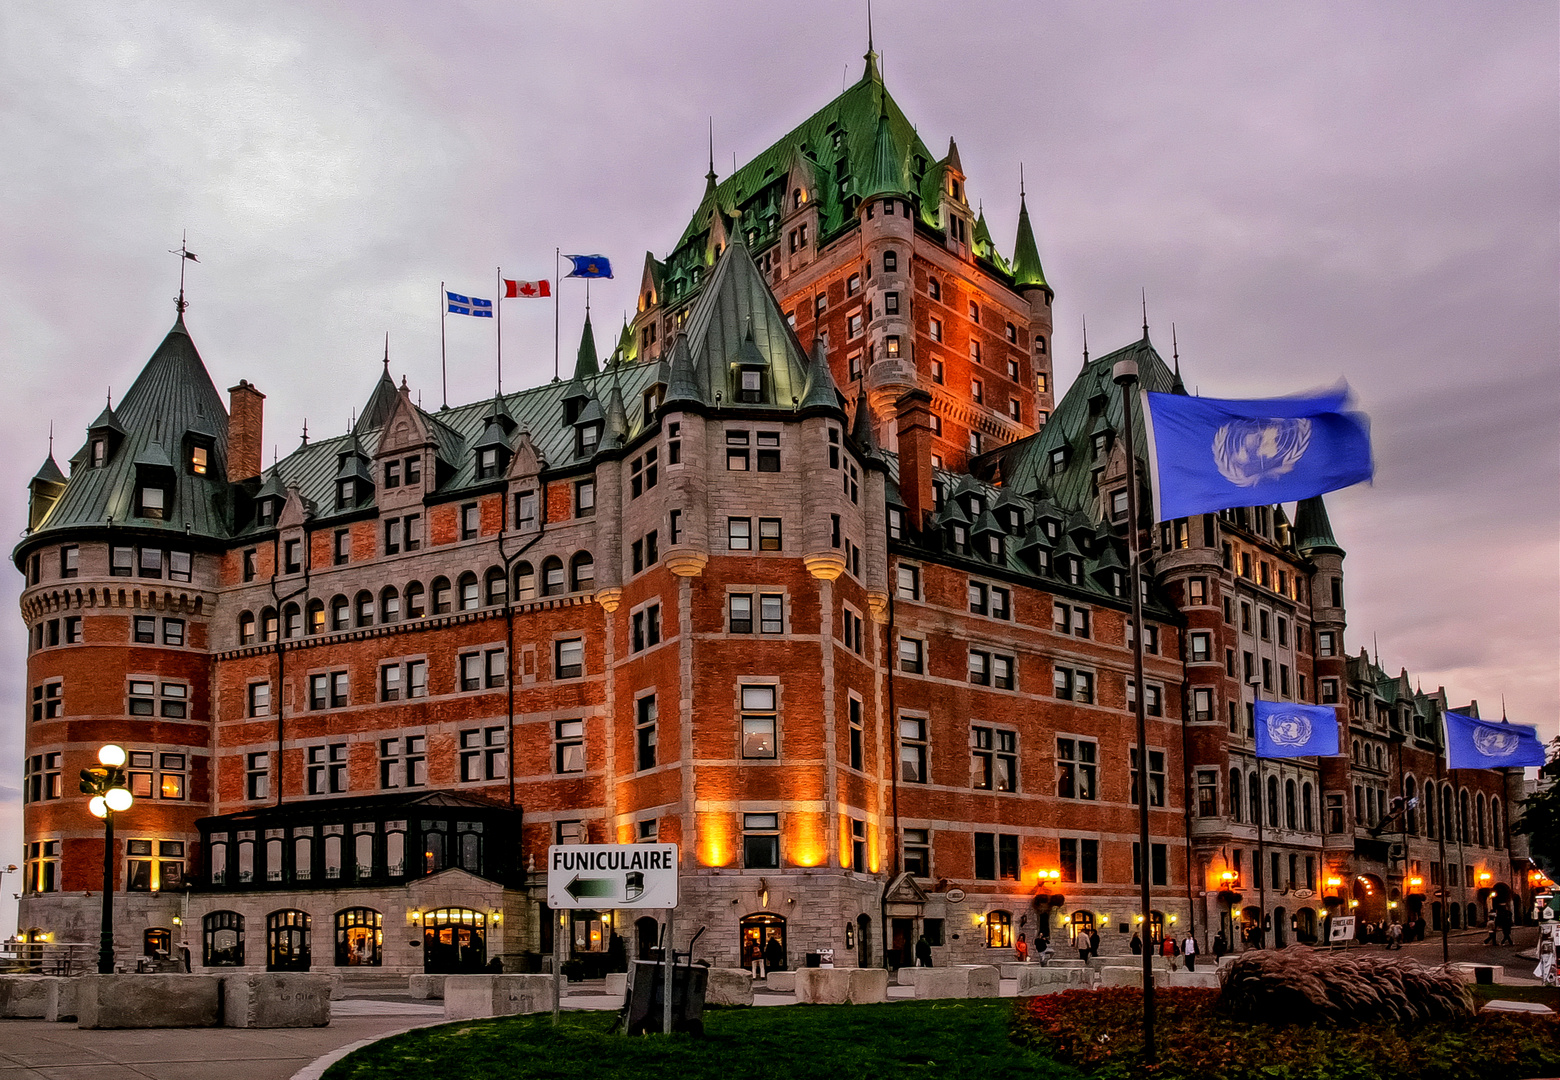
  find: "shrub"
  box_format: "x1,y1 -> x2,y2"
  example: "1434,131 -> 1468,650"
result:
1012,986 -> 1560,1080
1219,947 -> 1474,1024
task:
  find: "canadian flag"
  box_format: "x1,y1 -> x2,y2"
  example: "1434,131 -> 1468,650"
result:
503,278 -> 551,298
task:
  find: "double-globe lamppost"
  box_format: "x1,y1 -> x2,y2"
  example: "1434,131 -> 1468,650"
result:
81,744 -> 134,974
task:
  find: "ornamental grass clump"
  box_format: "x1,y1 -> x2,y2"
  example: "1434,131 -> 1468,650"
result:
1219,947 -> 1474,1024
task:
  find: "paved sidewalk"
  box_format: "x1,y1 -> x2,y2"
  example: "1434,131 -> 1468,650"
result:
0,1015 -> 433,1080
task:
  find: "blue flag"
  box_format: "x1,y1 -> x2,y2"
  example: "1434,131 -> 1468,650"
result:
447,291 -> 494,318
1255,700 -> 1340,759
1444,711 -> 1545,770
1144,386 -> 1372,521
565,254 -> 613,279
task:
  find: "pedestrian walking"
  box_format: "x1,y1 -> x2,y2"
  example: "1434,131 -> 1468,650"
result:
1497,905 -> 1515,946
764,935 -> 784,975
1130,932 -> 1142,955
1182,932 -> 1198,971
1213,931 -> 1229,958
1014,933 -> 1029,963
914,934 -> 933,968
1089,927 -> 1101,958
1160,933 -> 1180,972
1036,933 -> 1054,966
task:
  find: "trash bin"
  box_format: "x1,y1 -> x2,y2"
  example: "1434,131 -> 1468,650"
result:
621,960 -> 708,1035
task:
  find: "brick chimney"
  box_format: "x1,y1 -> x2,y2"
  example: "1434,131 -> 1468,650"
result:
895,388 -> 935,532
227,380 -> 265,483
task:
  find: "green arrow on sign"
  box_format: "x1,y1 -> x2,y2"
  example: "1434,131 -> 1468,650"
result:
566,875 -> 616,901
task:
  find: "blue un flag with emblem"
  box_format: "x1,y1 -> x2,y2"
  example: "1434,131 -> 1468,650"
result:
1255,700 -> 1340,759
447,291 -> 494,317
1444,711 -> 1545,770
1144,386 -> 1372,521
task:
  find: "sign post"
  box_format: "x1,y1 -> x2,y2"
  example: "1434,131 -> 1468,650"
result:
663,907 -> 675,1036
547,844 -> 680,1032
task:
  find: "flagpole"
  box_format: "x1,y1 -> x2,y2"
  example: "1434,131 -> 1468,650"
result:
1113,356 -> 1155,1065
1436,725 -> 1451,964
440,280 -> 448,409
554,249 -> 561,381
1253,677 -> 1268,950
496,266 -> 502,396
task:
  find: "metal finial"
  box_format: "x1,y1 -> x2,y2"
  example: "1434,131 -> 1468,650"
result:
48,420 -> 53,456
301,420 -> 309,446
170,229 -> 199,314
1081,315 -> 1089,365
383,332 -> 389,368
707,118 -> 716,184
1172,323 -> 1180,377
1019,162 -> 1025,200
867,0 -> 874,56
1141,288 -> 1149,338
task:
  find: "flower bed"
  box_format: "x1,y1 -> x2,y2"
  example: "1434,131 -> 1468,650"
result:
1012,987 -> 1560,1080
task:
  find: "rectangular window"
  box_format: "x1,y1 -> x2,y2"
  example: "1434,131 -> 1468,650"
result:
1197,770 -> 1218,817
1132,842 -> 1169,886
1131,748 -> 1167,807
246,752 -> 269,800
896,565 -> 920,600
555,638 -> 584,679
555,719 -> 585,774
898,637 -> 923,674
758,518 -> 782,551
848,697 -> 864,770
1056,737 -> 1097,800
1192,688 -> 1214,723
728,517 -> 751,550
1053,667 -> 1094,704
756,432 -> 780,472
899,716 -> 927,783
459,726 -> 507,781
574,480 -> 595,516
247,682 -> 270,717
740,685 -> 777,758
903,829 -> 930,877
162,619 -> 185,647
134,616 -> 156,643
636,695 -> 657,771
742,813 -> 780,869
974,833 -> 996,880
64,616 -> 81,643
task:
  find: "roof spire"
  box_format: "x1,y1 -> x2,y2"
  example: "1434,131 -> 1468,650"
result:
169,230 -> 199,316
1011,170 -> 1048,290
1081,315 -> 1089,366
300,419 -> 309,446
1171,323 -> 1186,394
48,420 -> 53,457
383,331 -> 389,369
862,0 -> 880,82
705,117 -> 717,192
1141,287 -> 1149,339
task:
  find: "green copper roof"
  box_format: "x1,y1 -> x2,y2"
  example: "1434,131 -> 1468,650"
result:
1011,193 -> 1048,291
573,313 -> 600,380
355,366 -> 400,434
24,315 -> 232,544
858,98 -> 910,201
1294,495 -> 1345,556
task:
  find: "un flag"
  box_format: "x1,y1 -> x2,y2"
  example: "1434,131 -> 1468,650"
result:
1444,711 -> 1545,770
1255,701 -> 1340,759
1145,387 -> 1372,521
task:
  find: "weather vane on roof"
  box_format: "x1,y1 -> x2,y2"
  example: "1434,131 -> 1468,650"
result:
170,231 -> 199,314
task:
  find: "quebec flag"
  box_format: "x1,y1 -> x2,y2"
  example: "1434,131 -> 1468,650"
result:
1444,711 -> 1546,770
447,291 -> 494,317
1144,386 -> 1372,522
1255,700 -> 1340,759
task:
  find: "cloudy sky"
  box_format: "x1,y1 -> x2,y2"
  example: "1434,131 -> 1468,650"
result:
1,1 -> 1555,933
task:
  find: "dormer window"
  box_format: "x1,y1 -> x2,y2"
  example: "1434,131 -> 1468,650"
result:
139,485 -> 166,520
477,447 -> 501,479
405,455 -> 421,484
950,525 -> 968,553
794,188 -> 807,208
1111,489 -> 1129,522
986,535 -> 1002,560
190,446 -> 209,475
257,498 -> 277,527
385,460 -> 400,488
644,386 -> 663,416
577,423 -> 601,458
1093,433 -> 1111,460
337,479 -> 357,510
738,369 -> 763,404
91,440 -> 106,468
1050,447 -> 1068,476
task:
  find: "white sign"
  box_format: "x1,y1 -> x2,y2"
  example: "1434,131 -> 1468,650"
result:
1328,915 -> 1356,943
546,844 -> 679,909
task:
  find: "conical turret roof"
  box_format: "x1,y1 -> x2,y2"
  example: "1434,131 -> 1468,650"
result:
859,96 -> 910,201
1295,496 -> 1345,557
356,365 -> 401,434
32,453 -> 65,485
1012,192 -> 1049,292
799,336 -> 841,411
573,313 -> 600,380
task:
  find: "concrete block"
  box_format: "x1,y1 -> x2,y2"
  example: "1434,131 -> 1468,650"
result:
1000,963 -> 1037,979
703,968 -> 753,1007
794,967 -> 888,1005
1448,963 -> 1503,985
1016,966 -> 1087,995
408,975 -> 445,1000
764,971 -> 796,993
1164,971 -> 1220,989
0,976 -> 54,1018
222,973 -> 332,1028
904,965 -> 1000,1000
1482,999 -> 1553,1015
76,975 -> 222,1029
1099,967 -> 1144,988
328,975 -> 345,1001
45,978 -> 78,1022
443,974 -> 551,1021
604,972 -> 628,1000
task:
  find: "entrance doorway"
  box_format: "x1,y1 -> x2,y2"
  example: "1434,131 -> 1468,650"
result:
890,918 -> 915,968
144,927 -> 172,959
635,915 -> 660,961
335,908 -> 383,966
1295,907 -> 1317,945
857,914 -> 872,967
1273,907 -> 1288,948
266,910 -> 311,971
740,913 -> 786,972
1070,911 -> 1095,950
423,907 -> 486,973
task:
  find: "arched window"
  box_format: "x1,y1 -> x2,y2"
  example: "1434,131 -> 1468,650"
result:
485,567 -> 507,606
1459,789 -> 1471,843
1443,786 -> 1455,843
883,249 -> 898,274
266,910 -> 311,972
1284,779 -> 1297,830
306,599 -> 325,635
1425,782 -> 1436,838
1267,775 -> 1280,828
1492,797 -> 1504,848
203,911 -> 244,967
1476,794 -> 1487,846
1404,777 -> 1418,834
330,595 -> 349,631
335,908 -> 382,967
570,551 -> 595,591
354,590 -> 373,628
514,561 -> 536,601
261,607 -> 278,642
1352,740 -> 1360,762
239,611 -> 256,645
984,910 -> 1012,949
282,602 -> 301,639
380,586 -> 400,623
1301,782 -> 1315,832
405,581 -> 425,619
431,577 -> 452,614
1230,769 -> 1243,823
1069,910 -> 1095,948
1248,771 -> 1260,825
542,557 -> 565,596
457,572 -> 479,611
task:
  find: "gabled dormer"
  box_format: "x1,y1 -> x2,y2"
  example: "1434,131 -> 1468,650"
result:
375,378 -> 444,504
253,469 -> 287,529
131,443 -> 176,521
732,328 -> 770,404
573,396 -> 605,459
474,416 -> 513,480
334,434 -> 373,510
81,401 -> 126,471
28,453 -> 66,532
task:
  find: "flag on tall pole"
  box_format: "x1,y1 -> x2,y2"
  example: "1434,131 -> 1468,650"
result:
1444,711 -> 1545,770
446,291 -> 494,317
504,278 -> 551,298
564,255 -> 613,279
1255,701 -> 1341,759
1143,384 -> 1373,522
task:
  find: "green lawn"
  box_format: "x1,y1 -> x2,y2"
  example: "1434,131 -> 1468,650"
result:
323,1001 -> 1080,1080
1472,983 -> 1560,1009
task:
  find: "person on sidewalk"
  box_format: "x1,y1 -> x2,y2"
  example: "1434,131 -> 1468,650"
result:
1182,932 -> 1199,971
1386,921 -> 1403,950
764,935 -> 784,976
1496,905 -> 1515,946
1077,930 -> 1091,963
1089,927 -> 1101,958
914,934 -> 933,968
1213,931 -> 1229,959
1130,932 -> 1143,955
1035,933 -> 1054,966
1160,933 -> 1180,972
1014,933 -> 1029,963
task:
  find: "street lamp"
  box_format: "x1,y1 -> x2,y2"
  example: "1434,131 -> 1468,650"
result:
81,744 -> 134,974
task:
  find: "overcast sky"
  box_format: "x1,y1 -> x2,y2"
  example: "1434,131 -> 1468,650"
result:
1,1 -> 1555,935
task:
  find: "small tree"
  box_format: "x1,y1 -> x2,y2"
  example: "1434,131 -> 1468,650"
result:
1513,737 -> 1560,863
